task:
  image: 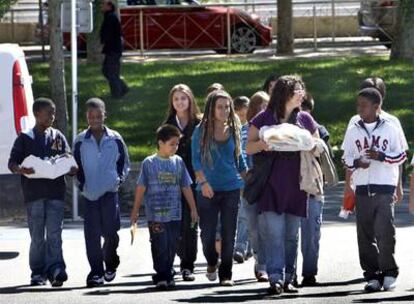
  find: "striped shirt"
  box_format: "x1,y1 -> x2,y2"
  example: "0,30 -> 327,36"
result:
137,154 -> 192,222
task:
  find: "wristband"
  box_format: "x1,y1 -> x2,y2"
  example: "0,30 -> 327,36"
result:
199,180 -> 208,186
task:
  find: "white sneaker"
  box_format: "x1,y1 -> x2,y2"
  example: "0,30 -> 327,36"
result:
364,279 -> 382,292
206,265 -> 217,281
383,276 -> 397,291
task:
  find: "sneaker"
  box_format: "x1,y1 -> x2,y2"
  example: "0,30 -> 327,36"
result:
383,276 -> 397,291
182,269 -> 195,282
206,265 -> 217,281
364,279 -> 382,293
155,280 -> 168,290
301,276 -> 318,287
233,251 -> 244,264
30,275 -> 46,286
245,250 -> 253,261
284,282 -> 299,293
268,282 -> 283,295
86,275 -> 104,288
256,271 -> 269,282
219,279 -> 235,286
104,270 -> 116,282
50,269 -> 68,287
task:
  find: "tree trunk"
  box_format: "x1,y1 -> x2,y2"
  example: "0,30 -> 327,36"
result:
48,0 -> 68,135
390,0 -> 414,59
277,0 -> 293,55
87,0 -> 104,64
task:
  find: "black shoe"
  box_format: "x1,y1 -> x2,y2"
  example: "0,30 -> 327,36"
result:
284,283 -> 299,293
301,276 -> 318,287
30,275 -> 46,286
268,283 -> 283,295
233,251 -> 244,264
50,270 -> 68,287
104,270 -> 116,282
87,275 -> 104,288
182,269 -> 195,282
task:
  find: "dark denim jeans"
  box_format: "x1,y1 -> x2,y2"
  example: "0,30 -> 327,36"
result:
300,196 -> 323,277
176,188 -> 198,272
149,220 -> 181,283
197,189 -> 240,280
84,192 -> 120,278
27,199 -> 66,280
102,52 -> 128,98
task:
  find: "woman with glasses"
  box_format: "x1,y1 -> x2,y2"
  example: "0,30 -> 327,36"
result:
246,75 -> 319,295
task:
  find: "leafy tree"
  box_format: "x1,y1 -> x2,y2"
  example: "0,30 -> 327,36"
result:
0,0 -> 17,19
390,0 -> 414,59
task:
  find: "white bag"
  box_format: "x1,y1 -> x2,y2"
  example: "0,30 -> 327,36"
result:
260,123 -> 315,152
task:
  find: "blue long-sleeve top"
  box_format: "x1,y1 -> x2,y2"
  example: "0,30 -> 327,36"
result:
191,124 -> 246,191
73,126 -> 130,201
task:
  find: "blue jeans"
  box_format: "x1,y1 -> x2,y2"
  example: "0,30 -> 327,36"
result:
234,197 -> 251,256
197,189 -> 240,280
27,199 -> 66,279
300,197 -> 323,277
243,199 -> 266,272
149,220 -> 181,283
84,192 -> 120,278
259,211 -> 300,285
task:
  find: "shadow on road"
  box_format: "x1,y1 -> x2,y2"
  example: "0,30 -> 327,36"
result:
0,251 -> 19,260
352,294 -> 414,303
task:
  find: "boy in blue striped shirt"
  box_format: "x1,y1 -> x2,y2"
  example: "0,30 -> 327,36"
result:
130,124 -> 198,290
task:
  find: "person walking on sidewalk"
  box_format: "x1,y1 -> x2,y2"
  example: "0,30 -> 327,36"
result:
130,124 -> 198,290
163,84 -> 201,282
73,98 -> 130,287
341,88 -> 407,292
100,0 -> 129,99
191,90 -> 247,287
8,98 -> 77,287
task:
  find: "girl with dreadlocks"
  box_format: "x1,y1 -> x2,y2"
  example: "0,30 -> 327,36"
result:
191,90 -> 247,287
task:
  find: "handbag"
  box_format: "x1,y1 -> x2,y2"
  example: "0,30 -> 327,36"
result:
243,152 -> 276,205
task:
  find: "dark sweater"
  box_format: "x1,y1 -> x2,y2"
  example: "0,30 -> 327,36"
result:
100,11 -> 123,54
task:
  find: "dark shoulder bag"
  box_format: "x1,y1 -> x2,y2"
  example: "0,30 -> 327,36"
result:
243,152 -> 276,205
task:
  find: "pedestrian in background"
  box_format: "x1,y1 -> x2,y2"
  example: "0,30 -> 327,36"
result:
100,0 -> 129,99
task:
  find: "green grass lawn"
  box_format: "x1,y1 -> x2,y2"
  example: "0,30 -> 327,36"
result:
28,56 -> 414,168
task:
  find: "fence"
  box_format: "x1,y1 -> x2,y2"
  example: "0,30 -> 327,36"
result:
0,0 -> 399,55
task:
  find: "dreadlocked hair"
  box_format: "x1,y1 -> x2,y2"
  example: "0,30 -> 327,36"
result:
200,90 -> 241,167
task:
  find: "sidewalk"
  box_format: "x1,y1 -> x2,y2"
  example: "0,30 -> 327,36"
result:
1,184 -> 414,303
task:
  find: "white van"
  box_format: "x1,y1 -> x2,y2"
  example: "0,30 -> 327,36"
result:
0,44 -> 35,174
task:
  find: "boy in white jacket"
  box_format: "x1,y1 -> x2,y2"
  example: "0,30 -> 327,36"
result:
341,88 -> 406,293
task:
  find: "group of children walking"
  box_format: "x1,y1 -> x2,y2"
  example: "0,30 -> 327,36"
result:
8,75 -> 413,295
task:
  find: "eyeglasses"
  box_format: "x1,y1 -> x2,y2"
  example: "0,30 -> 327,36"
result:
294,89 -> 304,95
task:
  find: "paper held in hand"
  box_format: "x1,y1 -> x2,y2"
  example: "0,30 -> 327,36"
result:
260,123 -> 315,152
130,223 -> 138,245
21,155 -> 78,179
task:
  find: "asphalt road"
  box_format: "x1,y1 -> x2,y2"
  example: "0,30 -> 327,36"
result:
1,184 -> 414,304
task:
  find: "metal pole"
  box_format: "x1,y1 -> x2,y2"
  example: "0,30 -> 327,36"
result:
38,0 -> 46,61
11,10 -> 15,42
226,8 -> 231,55
71,0 -> 79,221
139,9 -> 144,56
313,5 -> 317,51
331,0 -> 335,43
